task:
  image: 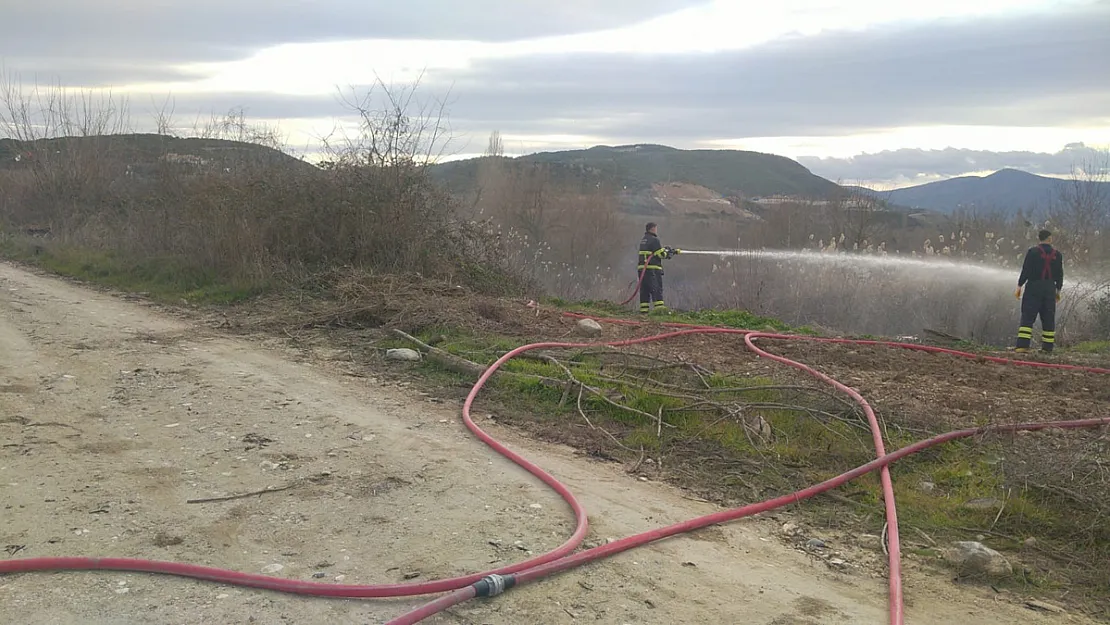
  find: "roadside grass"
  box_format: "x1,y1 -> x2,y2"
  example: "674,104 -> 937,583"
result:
0,236 -> 266,304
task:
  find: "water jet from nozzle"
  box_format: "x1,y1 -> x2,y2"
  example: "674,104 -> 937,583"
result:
678,248 -> 1022,283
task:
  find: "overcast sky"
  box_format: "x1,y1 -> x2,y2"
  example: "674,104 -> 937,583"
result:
3,0 -> 1109,187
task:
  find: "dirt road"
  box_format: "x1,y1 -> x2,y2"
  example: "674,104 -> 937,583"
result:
0,262 -> 1087,625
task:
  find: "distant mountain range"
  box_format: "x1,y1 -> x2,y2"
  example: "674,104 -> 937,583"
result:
6,135 -> 1098,221
858,168 -> 1107,215
433,145 -> 1106,220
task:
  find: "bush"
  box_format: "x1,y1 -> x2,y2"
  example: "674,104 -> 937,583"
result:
1093,289 -> 1110,337
0,77 -> 531,301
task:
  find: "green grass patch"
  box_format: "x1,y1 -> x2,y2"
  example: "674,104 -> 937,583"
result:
545,297 -> 626,317
670,308 -> 814,333
1070,340 -> 1110,354
0,237 -> 267,304
841,436 -> 1109,594
382,329 -> 528,366
547,297 -> 816,335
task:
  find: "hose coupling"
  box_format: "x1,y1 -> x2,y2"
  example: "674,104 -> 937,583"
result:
473,573 -> 516,597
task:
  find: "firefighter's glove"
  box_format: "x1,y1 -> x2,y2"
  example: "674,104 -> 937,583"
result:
1014,287 -> 1022,300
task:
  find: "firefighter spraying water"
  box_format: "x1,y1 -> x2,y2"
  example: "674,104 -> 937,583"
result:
636,235 -> 1086,350
636,222 -> 682,314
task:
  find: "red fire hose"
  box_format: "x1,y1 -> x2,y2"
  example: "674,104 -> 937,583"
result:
620,247 -> 674,306
2,297 -> 1107,624
747,331 -> 903,620
389,416 -> 1110,624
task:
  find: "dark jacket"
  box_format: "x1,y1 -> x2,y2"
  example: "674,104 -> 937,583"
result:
1018,243 -> 1064,291
637,232 -> 664,270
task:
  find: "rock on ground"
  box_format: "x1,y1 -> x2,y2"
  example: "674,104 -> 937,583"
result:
576,318 -> 603,337
944,541 -> 1013,578
385,347 -> 422,362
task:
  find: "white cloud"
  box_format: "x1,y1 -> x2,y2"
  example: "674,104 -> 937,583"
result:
710,126 -> 1110,160
138,0 -> 1090,97
796,141 -> 1110,188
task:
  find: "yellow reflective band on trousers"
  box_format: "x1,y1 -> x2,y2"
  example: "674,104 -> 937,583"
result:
1042,331 -> 1056,343
638,264 -> 662,270
1016,326 -> 1034,339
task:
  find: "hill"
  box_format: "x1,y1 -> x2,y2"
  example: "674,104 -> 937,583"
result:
523,144 -> 841,197
0,134 -> 315,175
430,144 -> 842,218
868,169 -> 1107,215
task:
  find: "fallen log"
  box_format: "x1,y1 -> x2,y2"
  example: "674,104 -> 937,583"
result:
391,329 -> 488,378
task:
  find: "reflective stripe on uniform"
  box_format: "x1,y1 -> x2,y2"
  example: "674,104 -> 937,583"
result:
1017,326 -> 1034,339
1042,331 -> 1056,343
637,264 -> 662,270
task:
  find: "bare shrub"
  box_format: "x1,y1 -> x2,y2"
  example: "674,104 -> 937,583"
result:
465,136 -> 627,300
1047,151 -> 1110,266
0,72 -> 529,298
1092,289 -> 1110,337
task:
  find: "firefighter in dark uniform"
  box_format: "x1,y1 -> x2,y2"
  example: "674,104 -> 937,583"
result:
637,222 -> 679,314
1014,229 -> 1064,353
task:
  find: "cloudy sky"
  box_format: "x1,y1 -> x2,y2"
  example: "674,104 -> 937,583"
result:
3,0 -> 1109,187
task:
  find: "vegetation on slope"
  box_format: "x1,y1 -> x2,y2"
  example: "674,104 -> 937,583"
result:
0,133 -> 312,173
430,143 -> 841,200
